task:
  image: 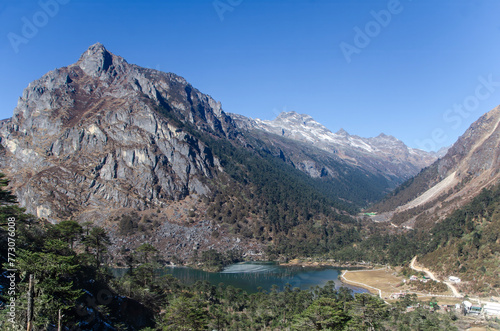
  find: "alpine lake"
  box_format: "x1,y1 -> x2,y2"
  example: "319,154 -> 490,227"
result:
112,261 -> 368,294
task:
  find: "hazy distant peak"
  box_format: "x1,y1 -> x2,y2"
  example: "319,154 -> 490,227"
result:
336,128 -> 349,136
374,133 -> 399,141
434,146 -> 450,158
275,111 -> 314,124
275,111 -> 298,119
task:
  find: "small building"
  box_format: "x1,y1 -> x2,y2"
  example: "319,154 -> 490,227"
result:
449,276 -> 461,283
483,302 -> 500,316
410,275 -> 418,281
463,301 -> 482,315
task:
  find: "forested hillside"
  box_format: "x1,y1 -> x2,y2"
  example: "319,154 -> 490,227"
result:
333,184 -> 500,295
0,173 -> 468,330
419,185 -> 500,294
159,110 -> 388,258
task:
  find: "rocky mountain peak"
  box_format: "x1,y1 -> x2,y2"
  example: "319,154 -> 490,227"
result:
76,42 -> 126,78
372,133 -> 400,144
0,43 -> 242,221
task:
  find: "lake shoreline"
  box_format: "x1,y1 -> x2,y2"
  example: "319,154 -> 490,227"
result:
279,258 -> 374,269
110,261 -> 371,294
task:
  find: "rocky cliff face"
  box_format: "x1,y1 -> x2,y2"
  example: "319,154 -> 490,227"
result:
0,43 -> 234,221
231,111 -> 437,183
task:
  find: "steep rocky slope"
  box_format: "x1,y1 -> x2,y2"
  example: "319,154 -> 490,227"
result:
374,106 -> 500,228
0,43 -> 234,220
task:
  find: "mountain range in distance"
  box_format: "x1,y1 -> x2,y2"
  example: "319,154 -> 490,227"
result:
0,43 -> 498,263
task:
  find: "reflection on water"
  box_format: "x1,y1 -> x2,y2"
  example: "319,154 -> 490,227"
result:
112,261 -> 368,294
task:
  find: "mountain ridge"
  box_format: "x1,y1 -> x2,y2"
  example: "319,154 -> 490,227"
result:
230,111 -> 437,184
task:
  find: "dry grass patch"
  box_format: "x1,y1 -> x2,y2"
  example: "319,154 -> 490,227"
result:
342,268 -> 401,298
341,268 -> 459,304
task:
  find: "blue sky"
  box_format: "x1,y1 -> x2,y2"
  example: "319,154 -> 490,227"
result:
1,0 -> 500,151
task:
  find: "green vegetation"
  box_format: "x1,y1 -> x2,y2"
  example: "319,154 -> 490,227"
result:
419,184 -> 500,294
116,212 -> 161,235
0,173 -> 470,329
338,184 -> 500,295
406,280 -> 449,294
150,104 -> 398,259
202,136 -> 367,258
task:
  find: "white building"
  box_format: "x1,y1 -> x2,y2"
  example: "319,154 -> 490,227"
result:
483,302 -> 500,316
448,276 -> 461,283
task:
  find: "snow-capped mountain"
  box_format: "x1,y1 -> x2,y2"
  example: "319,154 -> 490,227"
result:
231,111 -> 437,182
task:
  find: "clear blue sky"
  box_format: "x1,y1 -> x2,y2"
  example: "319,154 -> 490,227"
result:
1,0 -> 500,151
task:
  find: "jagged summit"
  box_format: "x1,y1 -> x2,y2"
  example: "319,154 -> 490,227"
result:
79,42 -> 108,58
76,42 -> 127,78
2,43 -> 418,263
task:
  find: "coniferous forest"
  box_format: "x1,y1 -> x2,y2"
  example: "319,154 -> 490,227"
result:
0,172 -> 490,330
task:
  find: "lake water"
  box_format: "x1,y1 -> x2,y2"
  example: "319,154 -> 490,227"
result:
113,261 -> 368,294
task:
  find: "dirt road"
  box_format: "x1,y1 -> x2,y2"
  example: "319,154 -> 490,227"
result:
410,256 -> 462,298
